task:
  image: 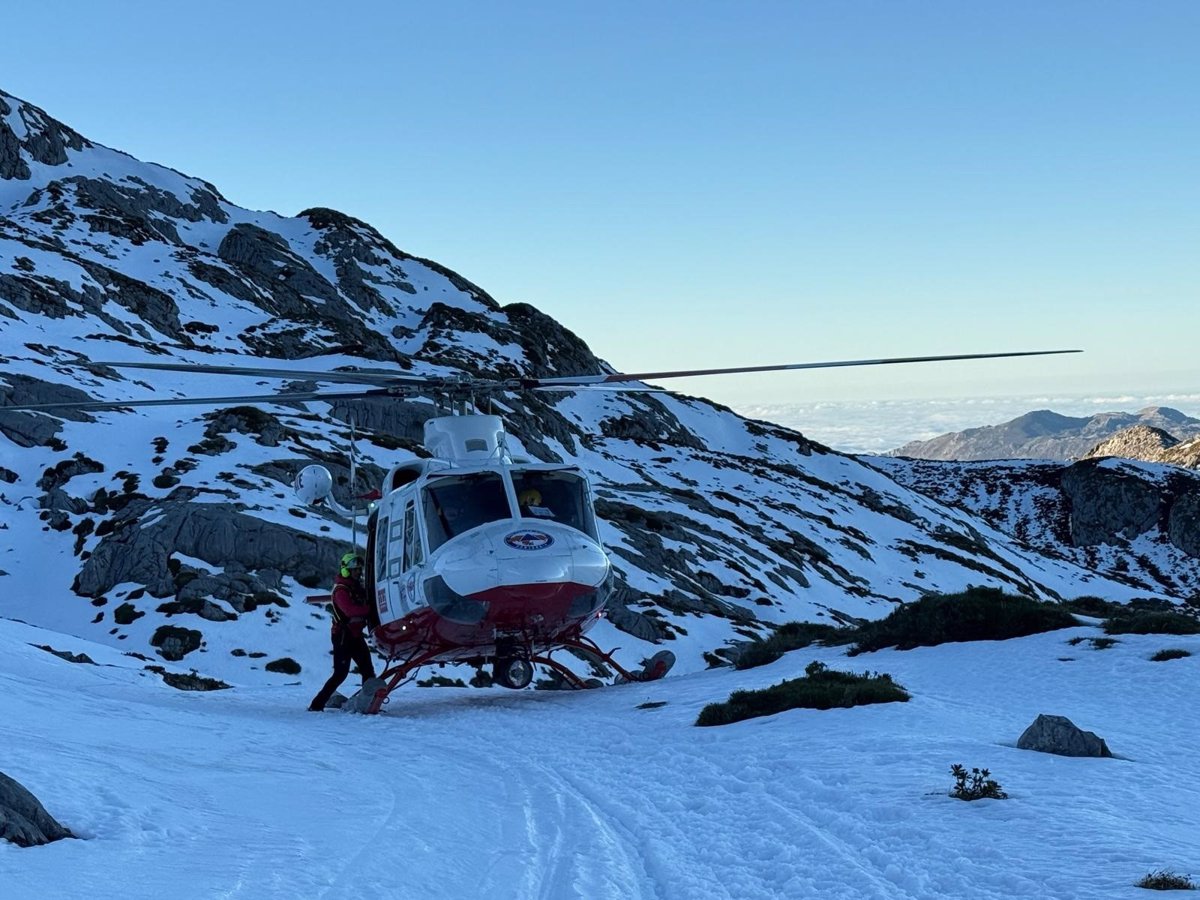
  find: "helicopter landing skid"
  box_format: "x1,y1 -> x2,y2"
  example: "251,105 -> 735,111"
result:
538,636 -> 676,690
359,639 -> 676,713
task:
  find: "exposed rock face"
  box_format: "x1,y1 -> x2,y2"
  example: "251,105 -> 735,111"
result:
1168,491 -> 1200,558
0,771 -> 74,847
892,407 -> 1200,462
1017,714 -> 1113,758
75,499 -> 345,598
1083,424 -> 1179,461
1061,459 -> 1164,546
874,455 -> 1200,595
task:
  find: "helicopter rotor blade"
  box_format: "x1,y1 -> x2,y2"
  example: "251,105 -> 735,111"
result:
521,349 -> 1082,388
530,385 -> 669,393
1,388 -> 405,413
92,360 -> 429,385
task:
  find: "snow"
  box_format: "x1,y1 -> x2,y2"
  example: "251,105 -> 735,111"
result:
3,614 -> 1198,898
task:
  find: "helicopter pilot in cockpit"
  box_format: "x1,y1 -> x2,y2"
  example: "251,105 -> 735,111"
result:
518,487 -> 554,519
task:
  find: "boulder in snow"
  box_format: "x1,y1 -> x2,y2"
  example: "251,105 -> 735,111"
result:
1016,713 -> 1113,758
0,771 -> 74,847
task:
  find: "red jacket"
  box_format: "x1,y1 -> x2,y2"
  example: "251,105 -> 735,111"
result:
330,574 -> 372,636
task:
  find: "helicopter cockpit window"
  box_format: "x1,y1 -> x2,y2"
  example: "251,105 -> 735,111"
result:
513,470 -> 597,539
423,473 -> 510,551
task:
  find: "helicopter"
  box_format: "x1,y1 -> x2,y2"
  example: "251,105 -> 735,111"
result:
5,348 -> 1080,712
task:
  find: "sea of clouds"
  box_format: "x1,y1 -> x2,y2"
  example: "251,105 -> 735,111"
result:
738,391 -> 1200,455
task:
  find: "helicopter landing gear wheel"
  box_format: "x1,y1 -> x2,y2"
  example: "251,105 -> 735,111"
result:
493,656 -> 534,689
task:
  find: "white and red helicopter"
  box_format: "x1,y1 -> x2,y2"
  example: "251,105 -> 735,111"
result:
8,349 -> 1079,712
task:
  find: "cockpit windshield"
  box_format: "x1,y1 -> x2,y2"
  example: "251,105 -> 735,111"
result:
512,469 -> 597,539
423,472 -> 510,551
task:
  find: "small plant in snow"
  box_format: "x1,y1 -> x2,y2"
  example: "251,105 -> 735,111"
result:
1136,870 -> 1196,890
949,764 -> 1008,801
1150,649 -> 1192,662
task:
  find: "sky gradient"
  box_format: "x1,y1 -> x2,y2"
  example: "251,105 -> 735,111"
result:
4,1 -> 1197,408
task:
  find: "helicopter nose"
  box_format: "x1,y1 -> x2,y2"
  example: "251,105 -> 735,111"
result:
436,521 -> 609,594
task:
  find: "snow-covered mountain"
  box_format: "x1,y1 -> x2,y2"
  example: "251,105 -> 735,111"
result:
873,456 -> 1200,599
1,88 -> 1193,690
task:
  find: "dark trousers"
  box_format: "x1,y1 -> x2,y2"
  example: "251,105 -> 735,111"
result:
310,628 -> 377,710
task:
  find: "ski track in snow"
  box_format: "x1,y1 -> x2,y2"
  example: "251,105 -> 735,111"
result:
4,617 -> 1200,899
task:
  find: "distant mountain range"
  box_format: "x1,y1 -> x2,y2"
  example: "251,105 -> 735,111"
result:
889,406 -> 1200,463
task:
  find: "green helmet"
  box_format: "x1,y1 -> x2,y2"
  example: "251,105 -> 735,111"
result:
339,552 -> 365,578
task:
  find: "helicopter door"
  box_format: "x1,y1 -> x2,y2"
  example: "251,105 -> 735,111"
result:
373,515 -> 391,619
399,499 -> 425,610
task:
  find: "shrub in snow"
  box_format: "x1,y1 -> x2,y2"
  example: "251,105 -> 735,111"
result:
1136,870 -> 1196,890
1150,649 -> 1191,662
695,660 -> 909,726
1104,611 -> 1200,636
734,621 -> 856,670
849,586 -> 1078,655
949,764 -> 1008,801
1062,595 -> 1123,618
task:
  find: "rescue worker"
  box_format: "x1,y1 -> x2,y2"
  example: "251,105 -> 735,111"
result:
308,552 -> 377,711
518,487 -> 551,518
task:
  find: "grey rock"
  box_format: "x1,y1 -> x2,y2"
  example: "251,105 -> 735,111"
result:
75,500 -> 346,598
151,624 -> 203,660
1017,713 -> 1113,758
0,373 -> 94,448
0,771 -> 74,847
1061,460 -> 1162,546
0,91 -> 88,180
1082,424 -> 1180,462
1168,491 -> 1200,558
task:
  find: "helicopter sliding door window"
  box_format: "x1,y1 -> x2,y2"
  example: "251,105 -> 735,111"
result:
388,516 -> 405,579
512,470 -> 598,539
423,473 -> 511,551
375,517 -> 389,583
402,501 -> 424,570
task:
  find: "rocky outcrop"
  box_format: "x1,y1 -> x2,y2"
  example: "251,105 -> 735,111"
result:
1,91 -> 89,180
0,771 -> 74,847
1083,425 -> 1180,462
1017,714 -> 1113,758
75,499 -> 346,598
1061,459 -> 1163,546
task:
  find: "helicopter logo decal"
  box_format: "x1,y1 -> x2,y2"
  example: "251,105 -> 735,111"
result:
504,530 -> 555,551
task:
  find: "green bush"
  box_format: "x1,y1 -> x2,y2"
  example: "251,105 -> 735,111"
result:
1104,611 -> 1200,636
735,621 -> 857,670
950,764 -> 1008,801
1136,870 -> 1196,890
1150,649 -> 1192,662
850,586 -> 1079,655
1062,595 -> 1123,618
696,661 -> 909,726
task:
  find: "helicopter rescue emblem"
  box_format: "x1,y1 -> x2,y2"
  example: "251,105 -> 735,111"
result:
504,530 -> 555,551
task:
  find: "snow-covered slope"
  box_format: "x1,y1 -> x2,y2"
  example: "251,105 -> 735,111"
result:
0,87 -> 1190,692
4,613 -> 1198,898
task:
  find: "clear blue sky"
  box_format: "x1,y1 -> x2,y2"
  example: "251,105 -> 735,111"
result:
4,1 -> 1197,406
